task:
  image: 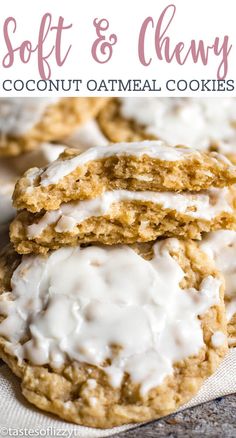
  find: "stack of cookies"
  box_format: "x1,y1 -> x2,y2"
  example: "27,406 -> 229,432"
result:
0,97 -> 109,251
0,134 -> 236,428
97,96 -> 236,350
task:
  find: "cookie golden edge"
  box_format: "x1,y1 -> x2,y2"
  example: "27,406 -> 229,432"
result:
97,98 -> 156,143
228,314 -> 236,347
98,100 -> 236,169
0,97 -> 109,157
0,241 -> 228,428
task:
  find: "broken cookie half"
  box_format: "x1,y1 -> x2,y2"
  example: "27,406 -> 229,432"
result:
13,140 -> 236,211
11,140 -> 236,254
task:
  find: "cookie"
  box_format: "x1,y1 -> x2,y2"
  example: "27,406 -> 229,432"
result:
10,186 -> 236,254
0,98 -> 108,157
64,119 -> 109,152
0,143 -> 65,226
0,239 -> 228,427
98,98 -> 236,154
12,141 -> 236,213
200,230 -> 236,347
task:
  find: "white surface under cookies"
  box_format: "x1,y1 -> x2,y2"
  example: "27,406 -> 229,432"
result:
0,349 -> 235,437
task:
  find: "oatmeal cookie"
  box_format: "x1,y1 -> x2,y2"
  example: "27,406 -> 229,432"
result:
98,98 -> 236,155
0,98 -> 108,156
0,239 -> 228,427
12,141 -> 236,213
200,230 -> 236,347
10,186 -> 236,254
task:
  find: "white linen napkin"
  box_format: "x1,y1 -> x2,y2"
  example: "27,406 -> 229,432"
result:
0,349 -> 235,438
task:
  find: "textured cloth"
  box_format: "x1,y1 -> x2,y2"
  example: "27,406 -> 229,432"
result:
0,349 -> 235,438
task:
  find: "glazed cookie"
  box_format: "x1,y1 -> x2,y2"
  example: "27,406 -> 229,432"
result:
0,143 -> 65,226
98,98 -> 236,154
0,239 -> 228,427
10,186 -> 236,254
64,119 -> 109,152
0,97 -> 108,156
12,141 -> 236,213
200,230 -> 236,347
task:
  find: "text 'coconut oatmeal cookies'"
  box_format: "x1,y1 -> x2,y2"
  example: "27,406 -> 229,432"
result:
10,140 -> 236,254
98,98 -> 236,155
0,97 -> 108,157
0,239 -> 228,428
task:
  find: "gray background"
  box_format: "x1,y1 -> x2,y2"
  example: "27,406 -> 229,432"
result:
113,394 -> 236,438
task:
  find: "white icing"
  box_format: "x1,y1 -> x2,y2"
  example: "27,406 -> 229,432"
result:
200,230 -> 236,321
64,120 -> 109,151
0,98 -> 59,137
211,331 -> 227,347
89,397 -> 98,407
27,188 -> 232,239
26,140 -> 202,187
228,337 -> 236,346
0,241 -> 221,395
120,98 -> 236,152
217,141 -> 236,155
226,300 -> 236,322
87,379 -> 97,389
0,144 -> 65,225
